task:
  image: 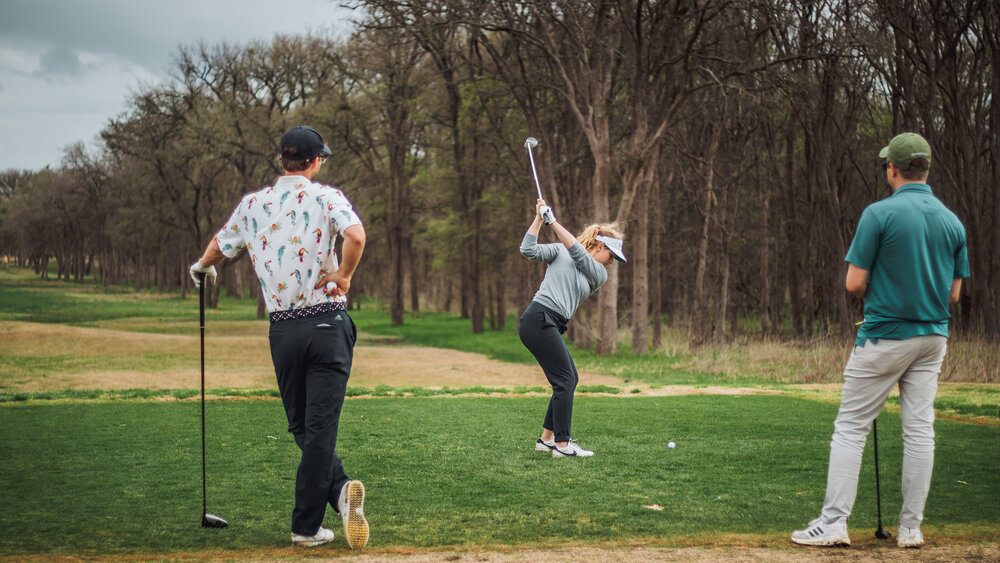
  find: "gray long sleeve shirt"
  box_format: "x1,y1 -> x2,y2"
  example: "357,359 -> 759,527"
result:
520,233 -> 608,320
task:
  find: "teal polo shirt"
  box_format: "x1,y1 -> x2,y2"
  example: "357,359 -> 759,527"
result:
845,183 -> 969,345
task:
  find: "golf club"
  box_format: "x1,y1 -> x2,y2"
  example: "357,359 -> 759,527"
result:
200,274 -> 228,529
873,417 -> 890,539
524,137 -> 555,225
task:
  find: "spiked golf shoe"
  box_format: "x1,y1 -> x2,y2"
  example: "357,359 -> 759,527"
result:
338,480 -> 369,549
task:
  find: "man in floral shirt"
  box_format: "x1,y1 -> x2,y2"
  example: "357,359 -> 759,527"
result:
190,126 -> 369,549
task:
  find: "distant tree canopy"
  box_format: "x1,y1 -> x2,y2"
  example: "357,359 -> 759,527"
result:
2,0 -> 998,349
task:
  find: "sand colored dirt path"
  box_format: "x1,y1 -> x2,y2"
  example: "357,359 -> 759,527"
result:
0,322 -> 622,391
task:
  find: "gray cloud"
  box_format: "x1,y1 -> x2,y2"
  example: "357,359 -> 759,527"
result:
0,0 -> 350,79
0,0 -> 351,171
37,46 -> 84,78
0,0 -> 180,77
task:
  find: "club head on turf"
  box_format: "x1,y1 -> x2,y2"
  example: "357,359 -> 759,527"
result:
202,513 -> 229,528
524,137 -> 538,149
875,526 -> 892,539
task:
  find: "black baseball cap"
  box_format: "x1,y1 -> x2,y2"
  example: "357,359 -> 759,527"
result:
280,126 -> 331,161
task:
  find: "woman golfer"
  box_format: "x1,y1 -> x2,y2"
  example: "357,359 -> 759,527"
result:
519,199 -> 626,457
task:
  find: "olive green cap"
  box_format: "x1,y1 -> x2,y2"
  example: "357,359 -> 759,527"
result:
879,132 -> 931,170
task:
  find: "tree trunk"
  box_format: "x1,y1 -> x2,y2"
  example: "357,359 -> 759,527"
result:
467,210 -> 484,334
593,136 -> 616,354
715,168 -> 734,348
784,111 -> 804,338
630,155 -> 656,355
650,166 -> 665,350
691,128 -> 719,347
988,24 -> 1000,336
389,219 -> 404,325
760,178 -> 773,337
409,241 -> 420,314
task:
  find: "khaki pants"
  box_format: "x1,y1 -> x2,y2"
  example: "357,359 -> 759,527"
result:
820,335 -> 947,528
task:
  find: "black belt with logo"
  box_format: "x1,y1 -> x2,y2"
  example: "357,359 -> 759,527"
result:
269,301 -> 346,322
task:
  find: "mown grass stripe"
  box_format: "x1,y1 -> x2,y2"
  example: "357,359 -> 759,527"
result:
1,395 -> 997,556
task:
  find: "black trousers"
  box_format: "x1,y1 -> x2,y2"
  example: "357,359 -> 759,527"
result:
518,301 -> 577,442
269,309 -> 356,536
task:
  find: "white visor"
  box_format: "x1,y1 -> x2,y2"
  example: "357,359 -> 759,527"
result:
595,235 -> 626,262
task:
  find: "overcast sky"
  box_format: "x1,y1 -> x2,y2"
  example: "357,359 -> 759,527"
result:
0,0 -> 354,172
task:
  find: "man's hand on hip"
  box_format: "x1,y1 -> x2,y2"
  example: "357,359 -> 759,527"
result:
315,272 -> 350,296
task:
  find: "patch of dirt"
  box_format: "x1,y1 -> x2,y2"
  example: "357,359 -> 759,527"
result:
643,386 -> 784,397
0,322 -> 621,391
2,322 -> 997,429
351,345 -> 621,388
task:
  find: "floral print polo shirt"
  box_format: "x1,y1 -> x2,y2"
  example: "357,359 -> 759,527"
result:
216,175 -> 363,313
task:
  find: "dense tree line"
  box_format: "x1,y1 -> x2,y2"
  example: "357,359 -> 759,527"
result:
1,0 -> 997,350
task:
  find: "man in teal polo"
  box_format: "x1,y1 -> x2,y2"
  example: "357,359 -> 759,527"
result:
791,132 -> 969,549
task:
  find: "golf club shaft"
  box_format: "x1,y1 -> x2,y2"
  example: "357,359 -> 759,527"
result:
200,274 -> 207,517
873,418 -> 884,527
526,145 -> 544,200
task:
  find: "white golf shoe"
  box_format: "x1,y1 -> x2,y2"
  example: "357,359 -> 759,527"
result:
552,440 -> 594,458
338,480 -> 369,549
292,526 -> 335,547
897,525 -> 924,548
790,517 -> 851,546
535,438 -> 556,451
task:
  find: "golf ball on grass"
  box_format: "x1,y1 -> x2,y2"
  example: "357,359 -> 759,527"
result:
668,441 -> 676,449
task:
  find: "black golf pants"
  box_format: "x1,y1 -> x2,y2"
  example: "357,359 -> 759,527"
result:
269,309 -> 356,536
518,301 -> 577,442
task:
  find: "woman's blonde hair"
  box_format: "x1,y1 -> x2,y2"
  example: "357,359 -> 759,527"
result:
577,223 -> 624,249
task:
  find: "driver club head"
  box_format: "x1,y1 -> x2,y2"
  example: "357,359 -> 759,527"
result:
202,513 -> 229,528
524,137 -> 538,149
875,526 -> 892,539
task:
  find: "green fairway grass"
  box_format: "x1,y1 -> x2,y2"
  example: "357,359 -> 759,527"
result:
0,268 -> 258,327
2,268 -> 998,557
1,395 -> 998,556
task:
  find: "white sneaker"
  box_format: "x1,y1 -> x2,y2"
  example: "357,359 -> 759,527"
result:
790,517 -> 851,546
552,440 -> 594,457
897,525 -> 924,548
338,480 -> 369,549
535,438 -> 556,451
292,526 -> 334,547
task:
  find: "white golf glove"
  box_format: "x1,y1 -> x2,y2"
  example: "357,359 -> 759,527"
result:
540,205 -> 556,225
189,261 -> 217,287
